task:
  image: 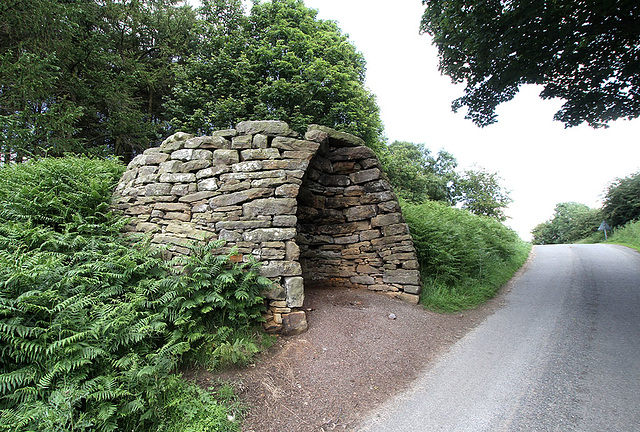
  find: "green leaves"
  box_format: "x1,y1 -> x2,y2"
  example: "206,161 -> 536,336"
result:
0,0 -> 198,161
421,0 -> 640,128
166,0 -> 384,150
602,171 -> 640,229
403,200 -> 530,311
531,202 -> 602,245
381,141 -> 458,204
0,157 -> 264,431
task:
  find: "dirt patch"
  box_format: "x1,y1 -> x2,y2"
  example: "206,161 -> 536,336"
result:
188,286 -> 508,431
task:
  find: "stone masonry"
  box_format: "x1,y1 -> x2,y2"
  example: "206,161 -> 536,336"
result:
112,121 -> 421,334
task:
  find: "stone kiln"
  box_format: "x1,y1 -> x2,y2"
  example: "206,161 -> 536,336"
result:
112,121 -> 421,334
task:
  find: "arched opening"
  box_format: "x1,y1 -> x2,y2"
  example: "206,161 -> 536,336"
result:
295,129 -> 417,293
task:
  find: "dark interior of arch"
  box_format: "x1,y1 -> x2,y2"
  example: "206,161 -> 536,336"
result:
295,135 -> 407,291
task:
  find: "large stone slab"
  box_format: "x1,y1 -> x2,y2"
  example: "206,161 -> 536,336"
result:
236,120 -> 298,137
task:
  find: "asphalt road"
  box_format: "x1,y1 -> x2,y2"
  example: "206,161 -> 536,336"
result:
358,244 -> 640,432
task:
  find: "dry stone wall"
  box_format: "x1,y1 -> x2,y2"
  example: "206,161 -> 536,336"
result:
112,121 -> 421,334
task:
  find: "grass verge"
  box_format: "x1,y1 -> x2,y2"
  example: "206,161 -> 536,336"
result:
402,200 -> 531,313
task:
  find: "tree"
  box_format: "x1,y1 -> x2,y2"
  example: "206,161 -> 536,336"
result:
380,141 -> 458,204
165,0 -> 385,150
381,142 -> 512,221
532,202 -> 601,244
420,0 -> 640,128
456,167 -> 512,221
0,0 -> 196,162
602,171 -> 640,228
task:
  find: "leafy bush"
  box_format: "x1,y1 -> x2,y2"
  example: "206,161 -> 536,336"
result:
606,220 -> 640,251
0,157 -> 269,431
402,200 -> 530,312
602,170 -> 640,228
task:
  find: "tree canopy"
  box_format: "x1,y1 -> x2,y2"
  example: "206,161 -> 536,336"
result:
456,167 -> 512,222
420,0 -> 640,128
380,141 -> 512,220
380,141 -> 458,204
165,0 -> 385,150
1,0 -> 384,161
602,170 -> 640,228
0,0 -> 197,161
531,202 -> 601,244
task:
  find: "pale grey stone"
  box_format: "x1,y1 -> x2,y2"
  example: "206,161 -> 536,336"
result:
127,154 -> 145,169
170,183 -> 195,196
197,178 -> 218,191
170,149 -> 194,161
273,215 -> 297,227
403,285 -> 421,295
243,198 -> 297,217
159,173 -> 196,183
285,277 -> 304,308
259,260 -> 302,277
182,160 -> 211,172
142,147 -> 163,155
350,275 -> 375,285
241,148 -> 281,160
219,229 -> 242,242
178,191 -> 216,203
216,220 -> 272,230
303,129 -> 329,143
307,124 -> 365,147
191,149 -> 213,160
243,228 -> 296,242
213,129 -> 237,138
271,137 -> 321,152
231,135 -> 252,149
213,149 -> 240,165
275,184 -> 300,197
253,134 -> 268,148
145,183 -> 172,196
285,241 -> 300,261
159,160 -> 183,174
196,165 -> 231,179
209,188 -> 271,208
185,135 -> 230,149
236,120 -> 298,137
232,161 -> 263,172
153,202 -> 190,212
141,153 -> 169,165
383,270 -> 421,286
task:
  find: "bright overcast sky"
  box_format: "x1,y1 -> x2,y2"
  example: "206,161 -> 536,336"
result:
192,0 -> 640,240
303,0 -> 640,240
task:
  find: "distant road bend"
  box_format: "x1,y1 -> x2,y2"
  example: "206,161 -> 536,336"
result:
358,244 -> 640,432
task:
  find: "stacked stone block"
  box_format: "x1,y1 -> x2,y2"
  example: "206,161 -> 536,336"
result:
297,125 -> 421,302
112,121 -> 421,334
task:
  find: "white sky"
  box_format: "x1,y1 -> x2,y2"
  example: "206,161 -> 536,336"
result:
302,0 -> 640,240
190,0 -> 640,240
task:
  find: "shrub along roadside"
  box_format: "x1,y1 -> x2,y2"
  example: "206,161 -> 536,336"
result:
0,157 -> 269,432
403,201 -> 531,312
582,220 -> 640,251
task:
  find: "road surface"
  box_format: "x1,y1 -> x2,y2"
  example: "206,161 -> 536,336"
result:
358,244 -> 640,432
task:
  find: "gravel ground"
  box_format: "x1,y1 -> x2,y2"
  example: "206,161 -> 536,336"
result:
188,286 -> 507,431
